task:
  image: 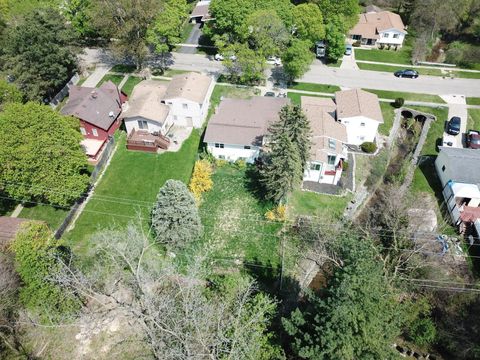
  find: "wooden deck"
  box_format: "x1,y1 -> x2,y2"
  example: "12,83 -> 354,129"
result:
126,129 -> 170,152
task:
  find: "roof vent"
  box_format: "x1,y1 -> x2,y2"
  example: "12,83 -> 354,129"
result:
109,111 -> 115,118
91,90 -> 98,99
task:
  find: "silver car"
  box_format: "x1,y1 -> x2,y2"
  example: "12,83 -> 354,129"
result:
345,44 -> 353,56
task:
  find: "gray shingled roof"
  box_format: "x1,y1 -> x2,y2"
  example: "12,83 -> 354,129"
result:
439,147 -> 480,186
61,81 -> 123,131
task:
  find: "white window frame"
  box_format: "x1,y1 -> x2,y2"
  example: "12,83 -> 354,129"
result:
80,127 -> 86,136
92,128 -> 98,137
360,122 -> 366,127
383,33 -> 390,38
328,139 -> 336,150
215,143 -> 224,148
327,155 -> 336,166
310,163 -> 321,171
182,103 -> 188,109
138,120 -> 148,130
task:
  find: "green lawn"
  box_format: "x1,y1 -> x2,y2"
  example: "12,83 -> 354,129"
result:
162,69 -> 192,77
467,97 -> 480,106
65,131 -> 200,254
76,76 -> 87,86
354,46 -> 412,65
357,62 -> 480,79
121,76 -> 143,97
365,89 -> 446,104
196,165 -> 283,268
407,106 -> 449,156
288,82 -> 341,93
379,102 -> 396,136
287,92 -> 331,106
181,22 -> 194,43
110,64 -> 137,73
98,73 -> 124,86
468,109 -> 480,130
19,203 -> 69,230
288,190 -> 350,221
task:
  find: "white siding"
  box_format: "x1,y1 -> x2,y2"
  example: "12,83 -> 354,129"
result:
206,143 -> 260,163
303,154 -> 343,185
377,30 -> 405,46
124,116 -> 169,135
339,115 -> 380,145
434,151 -> 452,188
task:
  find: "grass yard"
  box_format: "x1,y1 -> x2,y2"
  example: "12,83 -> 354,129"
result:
110,64 -> 137,73
407,106 -> 449,156
287,92 -> 331,106
19,203 -> 69,230
162,69 -> 192,77
467,109 -> 480,130
196,165 -> 283,269
98,73 -> 124,86
357,62 -> 480,79
365,89 -> 446,104
288,82 -> 341,93
181,22 -> 194,43
65,131 -> 200,254
354,46 -> 412,65
120,76 -> 143,96
467,97 -> 480,106
288,190 -> 350,221
379,102 -> 396,136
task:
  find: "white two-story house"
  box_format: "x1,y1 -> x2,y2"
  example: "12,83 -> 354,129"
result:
349,9 -> 407,48
335,89 -> 383,146
161,72 -> 214,129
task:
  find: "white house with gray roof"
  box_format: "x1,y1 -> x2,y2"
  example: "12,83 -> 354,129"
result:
435,147 -> 480,226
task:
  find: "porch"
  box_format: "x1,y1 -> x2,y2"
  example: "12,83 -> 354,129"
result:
126,129 -> 170,153
443,182 -> 480,225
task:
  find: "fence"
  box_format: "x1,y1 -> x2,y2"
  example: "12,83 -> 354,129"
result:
49,73 -> 80,109
54,136 -> 116,239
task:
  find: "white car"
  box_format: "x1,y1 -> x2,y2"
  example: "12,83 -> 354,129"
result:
266,56 -> 282,66
214,54 -> 237,61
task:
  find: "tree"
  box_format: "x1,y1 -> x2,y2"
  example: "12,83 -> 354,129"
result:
10,222 -> 81,318
63,0 -> 97,38
0,80 -> 22,110
0,7 -> 78,102
147,0 -> 189,55
89,0 -> 161,69
312,0 -> 360,31
283,235 -> 404,360
152,180 -> 203,250
292,4 -> 325,46
325,16 -> 346,63
0,102 -> 90,206
282,39 -> 314,81
223,42 -> 266,85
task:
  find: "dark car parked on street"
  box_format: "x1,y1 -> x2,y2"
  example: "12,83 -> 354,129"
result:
394,69 -> 419,78
446,116 -> 461,135
467,130 -> 480,149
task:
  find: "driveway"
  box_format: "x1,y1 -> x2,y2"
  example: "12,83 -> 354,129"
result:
441,95 -> 468,148
178,23 -> 202,54
340,51 -> 359,71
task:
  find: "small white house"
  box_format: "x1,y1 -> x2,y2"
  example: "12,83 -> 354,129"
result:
435,147 -> 480,226
203,97 -> 289,163
161,72 -> 214,129
301,97 -> 348,186
349,10 -> 407,48
335,89 -> 383,146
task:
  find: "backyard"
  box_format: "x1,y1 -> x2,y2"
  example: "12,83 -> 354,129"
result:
288,190 -> 350,221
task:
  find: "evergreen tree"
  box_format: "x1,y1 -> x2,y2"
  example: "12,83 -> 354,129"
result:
151,180 -> 203,250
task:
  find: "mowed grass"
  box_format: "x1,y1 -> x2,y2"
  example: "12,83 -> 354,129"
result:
467,97 -> 480,106
468,109 -> 480,130
98,73 -> 124,86
365,89 -> 446,104
121,76 -> 143,96
198,165 -> 282,268
407,106 -> 449,156
288,82 -> 341,93
379,102 -> 396,136
19,203 -> 69,230
65,131 -> 200,254
354,46 -> 412,65
110,64 -> 137,73
288,190 -> 350,221
357,62 -> 480,79
287,92 -> 332,106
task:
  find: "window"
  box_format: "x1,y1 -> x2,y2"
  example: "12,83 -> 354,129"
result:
173,115 -> 178,120
138,120 -> 148,130
92,128 -> 98,137
360,122 -> 366,127
327,155 -> 336,166
186,116 -> 193,126
244,145 -> 251,149
80,127 -> 86,135
239,157 -> 246,161
383,33 -> 389,38
442,165 -> 446,172
393,34 -> 399,39
310,163 -> 321,171
328,139 -> 336,150
343,121 -> 349,124
218,155 -> 225,159
215,143 -> 224,148
182,103 -> 188,109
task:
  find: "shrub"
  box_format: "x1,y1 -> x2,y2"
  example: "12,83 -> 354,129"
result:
341,161 -> 349,172
216,159 -> 228,167
189,160 -> 213,203
264,205 -> 287,222
234,159 -> 247,170
392,97 -> 405,108
352,41 -> 361,47
361,141 -> 377,153
408,317 -> 437,346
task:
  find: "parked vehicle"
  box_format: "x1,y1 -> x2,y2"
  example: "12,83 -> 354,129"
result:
446,116 -> 461,135
214,54 -> 237,61
466,130 -> 480,149
277,92 -> 287,98
345,44 -> 353,56
315,41 -> 326,58
394,69 -> 419,78
264,92 -> 275,97
266,56 -> 282,66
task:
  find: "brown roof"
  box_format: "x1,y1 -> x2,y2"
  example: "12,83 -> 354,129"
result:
301,96 -> 347,162
191,3 -> 209,18
122,80 -> 170,125
163,72 -> 213,104
349,11 -> 406,39
203,97 -> 289,146
335,89 -> 383,123
0,217 -> 29,250
61,81 -> 123,130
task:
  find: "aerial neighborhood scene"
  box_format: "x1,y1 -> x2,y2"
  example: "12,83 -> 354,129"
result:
1,0 -> 480,359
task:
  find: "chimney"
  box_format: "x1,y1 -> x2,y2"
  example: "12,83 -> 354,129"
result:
109,111 -> 115,118
91,90 -> 98,99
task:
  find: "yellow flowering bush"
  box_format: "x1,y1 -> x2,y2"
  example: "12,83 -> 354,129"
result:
189,160 -> 213,203
264,205 -> 287,222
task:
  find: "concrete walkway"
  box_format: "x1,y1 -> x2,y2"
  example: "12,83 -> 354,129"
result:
118,74 -> 129,89
10,204 -> 23,218
82,64 -> 112,87
340,52 -> 359,71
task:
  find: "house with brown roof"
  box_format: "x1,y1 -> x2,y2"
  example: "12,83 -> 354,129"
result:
190,0 -> 213,23
161,72 -> 214,129
349,10 -> 407,48
61,81 -> 127,160
301,97 -> 348,186
335,89 -> 383,145
203,97 -> 289,163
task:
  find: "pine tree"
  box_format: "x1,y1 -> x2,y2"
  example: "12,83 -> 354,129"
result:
152,180 -> 203,250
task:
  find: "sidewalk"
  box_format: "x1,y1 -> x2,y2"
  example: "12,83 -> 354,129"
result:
82,64 -> 112,87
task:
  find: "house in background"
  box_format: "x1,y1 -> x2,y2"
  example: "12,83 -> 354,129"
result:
349,9 -> 407,48
189,0 -> 213,24
435,147 -> 480,230
301,97 -> 348,186
335,89 -> 383,145
204,97 -> 289,163
61,80 -> 126,161
161,72 -> 214,129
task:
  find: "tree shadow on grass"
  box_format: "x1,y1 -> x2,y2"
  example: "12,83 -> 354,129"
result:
417,156 -> 443,203
0,194 -> 17,216
244,163 -> 273,207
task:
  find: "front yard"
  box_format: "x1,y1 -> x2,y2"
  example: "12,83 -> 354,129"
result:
468,109 -> 480,130
379,102 -> 396,136
354,45 -> 412,65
